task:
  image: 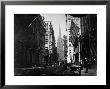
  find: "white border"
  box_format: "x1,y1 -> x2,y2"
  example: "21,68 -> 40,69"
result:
5,5 -> 106,85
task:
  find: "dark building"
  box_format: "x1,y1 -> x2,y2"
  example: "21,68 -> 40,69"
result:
14,14 -> 46,68
80,14 -> 97,67
69,14 -> 97,67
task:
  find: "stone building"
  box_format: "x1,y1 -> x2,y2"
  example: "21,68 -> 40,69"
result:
68,14 -> 97,66
65,14 -> 80,63
80,14 -> 97,66
14,14 -> 46,68
44,21 -> 55,55
44,21 -> 56,65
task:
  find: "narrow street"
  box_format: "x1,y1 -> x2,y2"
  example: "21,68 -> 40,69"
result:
14,14 -> 97,76
81,68 -> 97,76
15,64 -> 96,76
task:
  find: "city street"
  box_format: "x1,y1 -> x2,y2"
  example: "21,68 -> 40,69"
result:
81,68 -> 97,76
14,14 -> 97,76
15,64 -> 96,76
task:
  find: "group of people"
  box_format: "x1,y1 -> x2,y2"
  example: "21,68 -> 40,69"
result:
44,54 -> 91,74
59,57 -> 90,74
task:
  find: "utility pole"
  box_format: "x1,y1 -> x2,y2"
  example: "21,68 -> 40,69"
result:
78,38 -> 80,63
78,33 -> 81,64
78,19 -> 81,64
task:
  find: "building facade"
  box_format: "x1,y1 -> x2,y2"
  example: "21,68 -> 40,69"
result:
65,14 -> 80,63
44,21 -> 55,55
80,14 -> 97,66
70,20 -> 80,64
68,14 -> 97,67
27,14 -> 46,66
14,14 -> 46,68
44,21 -> 56,65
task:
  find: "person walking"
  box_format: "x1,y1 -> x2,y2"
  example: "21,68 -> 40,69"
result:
85,58 -> 89,73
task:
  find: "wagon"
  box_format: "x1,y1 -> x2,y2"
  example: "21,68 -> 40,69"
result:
69,64 -> 81,75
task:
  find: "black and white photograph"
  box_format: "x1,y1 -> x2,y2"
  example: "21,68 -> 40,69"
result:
4,3 -> 107,85
14,14 -> 97,76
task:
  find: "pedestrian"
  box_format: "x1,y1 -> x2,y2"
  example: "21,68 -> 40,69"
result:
85,58 -> 89,73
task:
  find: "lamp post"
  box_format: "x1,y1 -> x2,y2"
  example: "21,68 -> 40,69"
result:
78,31 -> 81,75
77,30 -> 81,65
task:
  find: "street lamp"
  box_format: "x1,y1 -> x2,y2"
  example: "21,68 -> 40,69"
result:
77,31 -> 81,75
77,32 -> 81,64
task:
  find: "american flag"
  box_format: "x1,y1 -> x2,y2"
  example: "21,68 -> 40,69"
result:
69,20 -> 80,45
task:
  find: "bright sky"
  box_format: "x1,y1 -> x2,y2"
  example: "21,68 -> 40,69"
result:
41,14 -> 67,44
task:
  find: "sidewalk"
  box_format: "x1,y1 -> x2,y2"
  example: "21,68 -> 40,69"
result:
81,68 -> 97,76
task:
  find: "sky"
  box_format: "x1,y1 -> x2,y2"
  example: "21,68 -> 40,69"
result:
41,14 -> 67,44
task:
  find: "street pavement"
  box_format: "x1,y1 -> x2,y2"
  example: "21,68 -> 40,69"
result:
81,68 -> 97,76
15,66 -> 97,76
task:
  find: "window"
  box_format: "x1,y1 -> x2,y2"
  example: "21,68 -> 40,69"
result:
69,44 -> 71,46
69,40 -> 71,42
45,34 -> 48,36
45,38 -> 48,40
45,47 -> 48,49
45,40 -> 48,43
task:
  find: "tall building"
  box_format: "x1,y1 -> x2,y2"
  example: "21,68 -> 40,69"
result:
45,21 -> 51,53
44,21 -> 55,55
80,15 -> 97,63
70,19 -> 80,63
65,14 -> 80,63
69,14 -> 97,67
14,14 -> 46,68
27,15 -> 46,66
57,26 -> 64,63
